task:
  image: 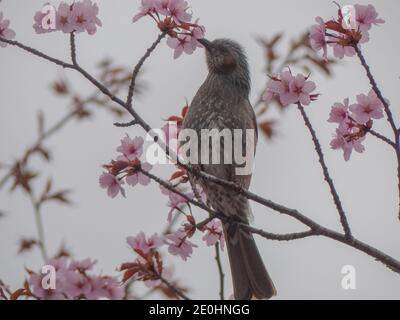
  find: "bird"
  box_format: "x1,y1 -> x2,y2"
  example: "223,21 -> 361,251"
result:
181,38 -> 276,300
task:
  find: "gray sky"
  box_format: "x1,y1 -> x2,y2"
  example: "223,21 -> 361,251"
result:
1,0 -> 400,299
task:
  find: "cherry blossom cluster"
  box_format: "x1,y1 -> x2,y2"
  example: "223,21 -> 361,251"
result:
122,217 -> 224,277
329,90 -> 384,161
309,4 -> 384,59
99,135 -> 152,198
263,70 -> 318,107
121,223 -> 220,288
33,0 -> 102,35
0,12 -> 16,47
28,257 -> 123,300
132,0 -> 206,59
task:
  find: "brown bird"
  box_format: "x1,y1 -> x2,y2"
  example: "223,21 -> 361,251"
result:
182,38 -> 276,300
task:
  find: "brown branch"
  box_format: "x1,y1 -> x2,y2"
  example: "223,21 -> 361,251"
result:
28,193 -> 48,262
369,129 -> 396,149
214,243 -> 225,300
354,44 -> 400,220
159,276 -> 191,300
126,32 -> 167,108
297,103 -> 352,239
354,45 -> 397,135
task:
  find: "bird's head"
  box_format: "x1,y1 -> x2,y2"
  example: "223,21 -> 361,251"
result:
199,38 -> 249,75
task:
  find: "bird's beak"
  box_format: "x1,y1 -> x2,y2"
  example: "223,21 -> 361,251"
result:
198,38 -> 212,52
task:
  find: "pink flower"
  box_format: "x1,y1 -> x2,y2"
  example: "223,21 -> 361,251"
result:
167,35 -> 196,59
99,172 -> 126,198
189,22 -> 206,49
328,98 -> 350,124
202,219 -> 225,249
33,4 -> 57,34
70,0 -> 102,35
167,0 -> 192,24
64,271 -> 92,299
127,232 -> 164,254
165,230 -> 197,261
168,192 -> 192,221
349,90 -> 384,125
28,272 -> 66,300
329,39 -> 356,59
133,0 -> 157,23
309,17 -> 327,60
0,12 -> 16,47
126,162 -> 152,187
116,136 -> 144,161
289,74 -> 317,106
264,71 -> 297,106
101,277 -> 124,300
56,2 -> 75,34
69,258 -> 97,272
355,4 -> 385,32
330,128 -> 365,161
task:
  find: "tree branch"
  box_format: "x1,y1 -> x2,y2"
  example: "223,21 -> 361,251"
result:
126,32 -> 167,108
297,103 -> 352,239
214,243 -> 225,300
354,45 -> 400,220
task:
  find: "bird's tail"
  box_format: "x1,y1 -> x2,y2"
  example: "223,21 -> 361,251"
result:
223,222 -> 276,300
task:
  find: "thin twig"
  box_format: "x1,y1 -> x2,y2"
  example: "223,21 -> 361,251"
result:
70,33 -> 77,65
159,276 -> 191,300
126,32 -> 167,109
28,194 -> 48,262
354,45 -> 397,135
369,129 -> 396,149
297,103 -> 352,239
354,44 -> 400,220
214,243 -> 225,300
114,120 -> 139,128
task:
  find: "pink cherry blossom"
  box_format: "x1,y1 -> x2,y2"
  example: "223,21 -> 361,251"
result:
101,277 -> 124,300
69,258 -> 97,272
0,12 -> 16,47
63,271 -> 92,299
355,4 -> 385,32
330,128 -> 365,161
289,74 -> 317,106
99,172 -> 126,198
329,39 -> 356,59
127,232 -> 164,254
309,17 -> 327,60
116,136 -> 144,161
328,98 -> 350,124
160,185 -> 193,221
56,2 -> 75,34
33,4 -> 57,34
165,230 -> 197,261
264,71 -> 297,106
28,272 -> 66,300
126,162 -> 152,187
167,0 -> 192,24
202,219 -> 225,249
28,257 -> 123,300
70,0 -> 102,35
349,90 -> 384,125
132,0 -> 157,23
167,35 -> 196,59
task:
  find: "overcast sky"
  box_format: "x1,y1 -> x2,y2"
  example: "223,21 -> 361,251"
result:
1,0 -> 400,299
